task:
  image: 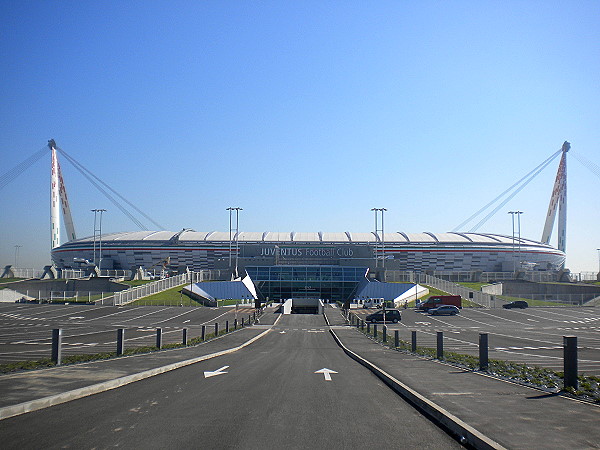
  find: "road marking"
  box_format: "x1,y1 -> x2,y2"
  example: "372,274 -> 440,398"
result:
204,365 -> 229,378
279,331 -> 286,334
69,316 -> 85,320
307,330 -> 325,333
415,321 -> 430,325
183,320 -> 190,323
315,368 -> 337,381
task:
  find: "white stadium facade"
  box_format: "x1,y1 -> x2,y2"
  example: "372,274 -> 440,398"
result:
51,229 -> 566,273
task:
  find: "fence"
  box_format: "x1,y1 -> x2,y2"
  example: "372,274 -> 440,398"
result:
113,271 -> 206,306
423,274 -> 495,308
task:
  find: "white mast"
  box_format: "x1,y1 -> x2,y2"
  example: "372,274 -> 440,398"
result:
49,139 -> 77,250
541,141 -> 569,252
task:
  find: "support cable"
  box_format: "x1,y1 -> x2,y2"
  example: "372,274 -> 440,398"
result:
0,146 -> 48,191
571,151 -> 600,181
453,149 -> 561,232
59,150 -> 148,230
468,154 -> 558,232
56,147 -> 165,230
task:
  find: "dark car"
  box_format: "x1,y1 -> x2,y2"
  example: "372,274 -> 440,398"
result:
428,305 -> 460,316
503,300 -> 529,309
366,309 -> 402,323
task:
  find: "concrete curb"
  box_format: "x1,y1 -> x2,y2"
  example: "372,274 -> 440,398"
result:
0,327 -> 272,421
324,311 -> 505,450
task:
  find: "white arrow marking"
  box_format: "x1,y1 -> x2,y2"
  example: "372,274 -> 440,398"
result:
279,330 -> 286,334
315,368 -> 337,381
204,365 -> 229,378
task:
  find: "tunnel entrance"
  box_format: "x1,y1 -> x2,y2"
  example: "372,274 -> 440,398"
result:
283,298 -> 323,315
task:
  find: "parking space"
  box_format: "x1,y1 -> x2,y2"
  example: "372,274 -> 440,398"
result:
352,306 -> 600,376
0,303 -> 257,363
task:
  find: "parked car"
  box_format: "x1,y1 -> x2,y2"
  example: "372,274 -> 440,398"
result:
428,305 -> 460,316
366,309 -> 402,323
503,300 -> 529,309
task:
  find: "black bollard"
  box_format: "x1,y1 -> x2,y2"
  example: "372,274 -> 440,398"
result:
51,328 -> 62,365
479,333 -> 489,371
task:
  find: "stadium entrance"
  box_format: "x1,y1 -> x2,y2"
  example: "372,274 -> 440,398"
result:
245,265 -> 367,303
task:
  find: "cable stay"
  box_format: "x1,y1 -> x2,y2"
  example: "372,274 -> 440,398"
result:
452,149 -> 562,232
0,146 -> 48,191
56,147 -> 166,231
571,151 -> 600,182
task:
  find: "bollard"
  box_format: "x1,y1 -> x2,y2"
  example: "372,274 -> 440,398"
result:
367,323 -> 371,334
361,319 -> 365,331
411,330 -> 417,352
395,330 -> 399,348
564,336 -> 578,390
51,328 -> 62,365
182,328 -> 188,346
241,317 -> 245,327
234,319 -> 238,330
373,324 -> 378,339
201,325 -> 206,341
479,333 -> 489,371
383,325 -> 387,343
437,331 -> 444,359
117,328 -> 125,356
215,323 -> 219,336
156,328 -> 162,349
226,320 -> 229,333
356,316 -> 360,328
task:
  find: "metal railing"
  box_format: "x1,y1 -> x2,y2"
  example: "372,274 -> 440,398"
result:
113,271 -> 206,306
423,274 -> 495,308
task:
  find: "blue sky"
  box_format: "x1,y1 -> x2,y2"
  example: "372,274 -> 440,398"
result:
1,1 -> 599,273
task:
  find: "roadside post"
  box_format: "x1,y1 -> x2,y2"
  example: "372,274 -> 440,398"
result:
564,336 -> 578,390
373,324 -> 378,339
117,328 -> 125,356
234,319 -> 238,330
226,320 -> 229,333
437,331 -> 444,359
156,328 -> 162,349
182,328 -> 188,345
382,325 -> 387,343
367,323 -> 371,334
411,330 -> 417,352
479,333 -> 489,371
201,325 -> 206,341
215,323 -> 219,337
394,330 -> 399,348
51,328 -> 62,365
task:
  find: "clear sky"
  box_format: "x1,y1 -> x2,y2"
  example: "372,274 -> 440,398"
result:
1,1 -> 599,273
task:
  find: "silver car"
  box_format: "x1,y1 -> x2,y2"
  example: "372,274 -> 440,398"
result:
428,305 -> 460,316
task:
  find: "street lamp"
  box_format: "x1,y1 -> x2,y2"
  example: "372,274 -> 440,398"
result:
226,207 -> 242,276
371,208 -> 387,269
596,248 -> 600,274
91,209 -> 106,270
14,245 -> 22,267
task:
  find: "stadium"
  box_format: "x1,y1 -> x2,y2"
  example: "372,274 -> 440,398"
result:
51,229 -> 565,273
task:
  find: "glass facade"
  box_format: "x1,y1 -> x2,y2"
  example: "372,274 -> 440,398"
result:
245,265 -> 368,303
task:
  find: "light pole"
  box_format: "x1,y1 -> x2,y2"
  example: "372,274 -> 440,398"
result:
226,207 -> 242,276
92,209 -> 106,270
596,249 -> 600,274
515,211 -> 523,268
371,208 -> 387,269
508,211 -> 516,271
14,245 -> 22,267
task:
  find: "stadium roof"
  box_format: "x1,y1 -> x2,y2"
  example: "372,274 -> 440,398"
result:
67,230 -> 549,247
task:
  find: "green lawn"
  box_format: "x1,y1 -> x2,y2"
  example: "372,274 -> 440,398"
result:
119,280 -> 155,287
130,284 -> 202,306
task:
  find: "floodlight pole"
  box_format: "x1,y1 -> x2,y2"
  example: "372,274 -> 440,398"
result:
516,211 -> 523,268
92,209 -> 106,270
371,208 -> 387,270
508,211 -> 516,272
227,207 -> 242,277
14,245 -> 22,267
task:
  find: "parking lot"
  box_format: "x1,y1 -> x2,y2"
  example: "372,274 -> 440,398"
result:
0,303 -> 256,363
353,306 -> 600,376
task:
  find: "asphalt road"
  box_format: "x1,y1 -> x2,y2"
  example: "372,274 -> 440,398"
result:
0,303 -> 257,363
354,306 -> 600,376
0,314 -> 460,449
